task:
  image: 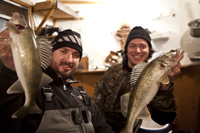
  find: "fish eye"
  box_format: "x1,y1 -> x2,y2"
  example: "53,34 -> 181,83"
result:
19,15 -> 24,18
170,50 -> 175,52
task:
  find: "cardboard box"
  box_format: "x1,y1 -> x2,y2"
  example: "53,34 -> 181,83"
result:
77,57 -> 89,71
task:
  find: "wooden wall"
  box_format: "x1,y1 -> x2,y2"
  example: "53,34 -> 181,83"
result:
173,65 -> 200,133
73,70 -> 106,97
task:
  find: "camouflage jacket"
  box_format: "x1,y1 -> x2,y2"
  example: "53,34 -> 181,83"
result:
92,62 -> 177,127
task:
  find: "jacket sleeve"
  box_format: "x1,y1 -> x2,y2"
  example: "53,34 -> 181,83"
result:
149,82 -> 177,125
92,82 -> 105,117
91,103 -> 115,133
0,88 -> 24,133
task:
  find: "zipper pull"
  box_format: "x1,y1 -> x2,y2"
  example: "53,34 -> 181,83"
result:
63,84 -> 67,90
63,84 -> 68,94
71,93 -> 79,104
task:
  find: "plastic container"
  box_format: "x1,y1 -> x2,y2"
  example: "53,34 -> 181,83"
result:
137,119 -> 170,133
188,18 -> 200,37
188,51 -> 200,61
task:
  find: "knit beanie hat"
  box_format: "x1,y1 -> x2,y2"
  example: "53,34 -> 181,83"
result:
125,26 -> 152,49
52,29 -> 83,59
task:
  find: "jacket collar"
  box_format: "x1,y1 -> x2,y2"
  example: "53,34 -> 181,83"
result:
122,60 -> 132,72
43,67 -> 79,84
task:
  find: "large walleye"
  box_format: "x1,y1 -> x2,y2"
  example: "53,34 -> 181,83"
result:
120,49 -> 184,133
0,12 -> 53,118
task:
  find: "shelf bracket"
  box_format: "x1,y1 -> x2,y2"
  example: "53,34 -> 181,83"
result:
35,8 -> 55,35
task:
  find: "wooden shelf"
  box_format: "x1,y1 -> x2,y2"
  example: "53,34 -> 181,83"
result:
150,31 -> 170,41
75,69 -> 107,74
33,1 -> 83,35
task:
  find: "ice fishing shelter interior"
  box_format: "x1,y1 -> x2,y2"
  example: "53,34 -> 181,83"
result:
1,0 -> 200,133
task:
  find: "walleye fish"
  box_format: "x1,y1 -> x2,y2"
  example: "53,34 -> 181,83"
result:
120,49 -> 184,133
0,12 -> 53,118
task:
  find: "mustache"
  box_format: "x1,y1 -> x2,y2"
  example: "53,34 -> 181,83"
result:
60,62 -> 73,68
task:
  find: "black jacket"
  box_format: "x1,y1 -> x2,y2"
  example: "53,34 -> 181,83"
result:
0,66 -> 114,133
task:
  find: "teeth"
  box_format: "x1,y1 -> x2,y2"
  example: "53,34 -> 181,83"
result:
63,65 -> 70,68
134,56 -> 141,58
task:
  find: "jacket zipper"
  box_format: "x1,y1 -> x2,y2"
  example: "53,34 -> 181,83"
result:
71,93 -> 79,104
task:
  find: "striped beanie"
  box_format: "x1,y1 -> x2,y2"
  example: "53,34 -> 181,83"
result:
52,29 -> 83,59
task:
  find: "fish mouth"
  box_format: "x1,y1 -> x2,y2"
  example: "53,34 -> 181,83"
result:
171,49 -> 184,62
15,24 -> 25,30
166,49 -> 184,64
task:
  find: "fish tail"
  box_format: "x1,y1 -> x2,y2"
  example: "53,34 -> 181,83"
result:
12,106 -> 29,118
120,128 -> 133,133
28,104 -> 42,114
12,104 -> 42,118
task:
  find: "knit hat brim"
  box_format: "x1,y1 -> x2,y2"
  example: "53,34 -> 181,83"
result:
52,29 -> 83,59
125,26 -> 152,49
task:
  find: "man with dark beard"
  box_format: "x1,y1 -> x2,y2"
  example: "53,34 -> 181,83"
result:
0,29 -> 115,133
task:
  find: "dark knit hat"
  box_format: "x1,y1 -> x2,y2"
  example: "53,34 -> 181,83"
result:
52,29 -> 83,59
125,26 -> 152,49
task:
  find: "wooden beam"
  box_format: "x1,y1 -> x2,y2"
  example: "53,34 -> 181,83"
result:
10,0 -> 32,8
35,8 -> 55,35
56,17 -> 84,21
59,1 -> 106,4
53,19 -> 56,27
28,7 -> 34,31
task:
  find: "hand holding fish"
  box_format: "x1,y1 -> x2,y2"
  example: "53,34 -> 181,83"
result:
0,28 -> 15,70
160,62 -> 182,90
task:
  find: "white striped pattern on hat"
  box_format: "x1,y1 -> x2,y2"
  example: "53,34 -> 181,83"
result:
53,34 -> 82,47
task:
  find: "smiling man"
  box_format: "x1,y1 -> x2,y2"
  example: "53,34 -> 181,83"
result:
0,29 -> 115,133
50,47 -> 80,80
92,26 -> 181,133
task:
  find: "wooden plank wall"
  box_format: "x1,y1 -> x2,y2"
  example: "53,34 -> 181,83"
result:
73,71 -> 105,97
173,65 -> 200,133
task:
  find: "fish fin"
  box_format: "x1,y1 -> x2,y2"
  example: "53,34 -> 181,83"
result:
6,22 -> 20,34
159,74 -> 169,84
120,92 -> 130,118
28,104 -> 42,114
38,72 -> 53,89
7,80 -> 24,94
137,106 -> 151,120
130,62 -> 148,86
12,104 -> 42,118
36,37 -> 53,70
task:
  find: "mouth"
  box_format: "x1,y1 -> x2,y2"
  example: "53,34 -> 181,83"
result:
15,24 -> 25,30
133,55 -> 143,59
61,63 -> 73,70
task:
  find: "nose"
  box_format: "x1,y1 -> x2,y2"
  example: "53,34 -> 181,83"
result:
135,47 -> 141,53
64,52 -> 73,63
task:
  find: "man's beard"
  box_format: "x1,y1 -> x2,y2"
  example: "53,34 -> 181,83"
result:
50,60 -> 77,80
